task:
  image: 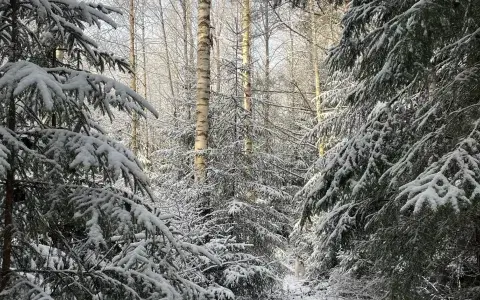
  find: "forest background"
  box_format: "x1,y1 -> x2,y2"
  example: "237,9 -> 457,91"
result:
1,0 -> 480,299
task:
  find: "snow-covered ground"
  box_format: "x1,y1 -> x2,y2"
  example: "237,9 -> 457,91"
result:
276,248 -> 345,300
283,274 -> 348,300
282,270 -> 345,300
283,274 -> 319,299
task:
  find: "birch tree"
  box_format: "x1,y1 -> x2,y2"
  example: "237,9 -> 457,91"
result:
242,0 -> 252,155
194,0 -> 212,182
129,0 -> 139,155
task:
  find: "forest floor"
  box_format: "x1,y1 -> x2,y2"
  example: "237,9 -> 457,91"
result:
279,250 -> 345,300
282,274 -> 320,299
281,263 -> 340,299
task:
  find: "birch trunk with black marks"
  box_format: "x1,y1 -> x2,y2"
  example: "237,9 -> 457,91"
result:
194,0 -> 211,183
242,0 -> 252,155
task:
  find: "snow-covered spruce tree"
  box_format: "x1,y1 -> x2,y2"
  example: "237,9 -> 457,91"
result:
298,0 -> 480,298
205,90 -> 293,300
289,70 -> 359,278
0,1 -> 223,299
148,87 -> 294,300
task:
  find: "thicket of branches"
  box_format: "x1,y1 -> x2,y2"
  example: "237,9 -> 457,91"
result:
0,1 -> 229,299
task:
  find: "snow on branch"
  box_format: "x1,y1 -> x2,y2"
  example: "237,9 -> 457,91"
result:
317,202 -> 356,246
398,132 -> 480,214
72,186 -> 220,266
57,68 -> 158,118
300,103 -> 395,216
0,61 -> 65,111
42,129 -> 148,188
0,61 -> 157,121
27,0 -> 119,46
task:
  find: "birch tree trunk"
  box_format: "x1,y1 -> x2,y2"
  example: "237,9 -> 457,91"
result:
182,0 -> 190,120
129,0 -> 139,155
194,0 -> 211,183
212,0 -> 226,95
141,0 -> 150,162
263,0 -> 271,153
0,0 -> 18,291
182,0 -> 189,78
242,0 -> 252,155
188,0 -> 195,121
309,0 -> 321,102
242,0 -> 256,203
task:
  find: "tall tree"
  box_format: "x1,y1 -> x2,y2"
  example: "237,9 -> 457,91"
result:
159,0 -> 176,102
309,0 -> 324,156
242,0 -> 252,155
262,0 -> 272,153
129,0 -> 139,155
0,0 -> 19,290
182,0 -> 195,121
299,0 -> 480,298
141,0 -> 150,161
194,0 -> 212,182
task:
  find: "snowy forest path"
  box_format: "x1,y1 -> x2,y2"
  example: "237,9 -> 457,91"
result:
279,255 -> 334,299
282,273 -> 319,299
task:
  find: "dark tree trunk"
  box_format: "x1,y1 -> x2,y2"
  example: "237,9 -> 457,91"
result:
1,0 -> 18,291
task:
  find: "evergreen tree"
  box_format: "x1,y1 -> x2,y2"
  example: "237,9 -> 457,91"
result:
299,0 -> 480,298
0,1 -> 222,299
